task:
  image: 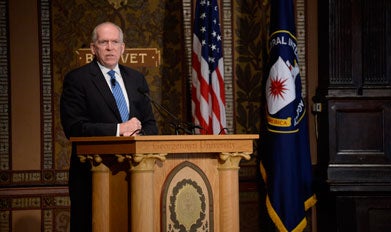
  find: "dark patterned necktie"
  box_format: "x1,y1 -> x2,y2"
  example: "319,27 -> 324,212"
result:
108,70 -> 128,122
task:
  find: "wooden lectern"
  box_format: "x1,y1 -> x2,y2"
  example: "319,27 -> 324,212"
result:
70,134 -> 258,232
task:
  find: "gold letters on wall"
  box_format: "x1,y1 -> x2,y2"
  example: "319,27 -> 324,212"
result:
75,48 -> 161,68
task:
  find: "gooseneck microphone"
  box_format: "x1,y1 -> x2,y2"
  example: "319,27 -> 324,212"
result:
137,88 -> 202,135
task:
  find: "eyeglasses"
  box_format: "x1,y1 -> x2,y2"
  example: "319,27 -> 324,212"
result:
95,40 -> 123,47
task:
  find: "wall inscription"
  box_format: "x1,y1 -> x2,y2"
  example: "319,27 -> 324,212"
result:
75,48 -> 161,68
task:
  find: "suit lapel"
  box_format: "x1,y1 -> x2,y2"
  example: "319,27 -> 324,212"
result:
89,61 -> 122,122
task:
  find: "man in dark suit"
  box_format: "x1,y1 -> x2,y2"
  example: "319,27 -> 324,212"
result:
60,22 -> 158,232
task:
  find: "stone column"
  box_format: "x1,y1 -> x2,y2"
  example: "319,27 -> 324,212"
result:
218,152 -> 251,232
80,155 -> 110,232
129,153 -> 166,232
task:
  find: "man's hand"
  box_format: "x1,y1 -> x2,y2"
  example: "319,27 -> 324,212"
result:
119,117 -> 142,136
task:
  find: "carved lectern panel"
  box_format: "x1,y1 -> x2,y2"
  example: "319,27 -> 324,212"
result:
162,161 -> 214,232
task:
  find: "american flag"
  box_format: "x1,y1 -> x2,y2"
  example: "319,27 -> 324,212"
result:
191,0 -> 227,135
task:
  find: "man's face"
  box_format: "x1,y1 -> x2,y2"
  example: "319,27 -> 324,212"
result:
90,24 -> 125,69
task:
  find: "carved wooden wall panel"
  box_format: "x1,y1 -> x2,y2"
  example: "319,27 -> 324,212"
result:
328,98 -> 391,182
317,0 -> 391,231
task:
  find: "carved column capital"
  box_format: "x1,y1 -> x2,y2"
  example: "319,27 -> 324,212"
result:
78,154 -> 108,171
78,154 -> 91,163
218,152 -> 252,169
115,154 -> 132,163
130,153 -> 167,171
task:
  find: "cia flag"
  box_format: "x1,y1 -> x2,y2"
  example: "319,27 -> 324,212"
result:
260,0 -> 317,231
191,0 -> 227,134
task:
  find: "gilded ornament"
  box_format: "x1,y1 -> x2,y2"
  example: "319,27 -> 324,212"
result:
107,0 -> 128,9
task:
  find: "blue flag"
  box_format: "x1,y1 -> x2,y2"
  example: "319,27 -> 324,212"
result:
260,0 -> 317,231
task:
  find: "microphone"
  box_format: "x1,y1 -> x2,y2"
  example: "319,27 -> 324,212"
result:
137,88 -> 202,135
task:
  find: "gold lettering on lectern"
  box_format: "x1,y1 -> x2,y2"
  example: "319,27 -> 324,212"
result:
200,141 -> 235,150
152,143 -> 198,151
150,141 -> 236,153
75,48 -> 161,68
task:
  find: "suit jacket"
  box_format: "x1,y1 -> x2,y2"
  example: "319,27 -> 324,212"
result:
60,60 -> 157,232
60,59 -> 158,137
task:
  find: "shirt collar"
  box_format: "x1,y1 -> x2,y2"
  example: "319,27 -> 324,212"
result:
96,61 -> 120,76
